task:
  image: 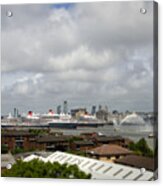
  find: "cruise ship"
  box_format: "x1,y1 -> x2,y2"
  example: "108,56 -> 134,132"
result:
1,110 -> 106,129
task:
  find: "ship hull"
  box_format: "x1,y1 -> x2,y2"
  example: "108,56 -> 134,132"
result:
1,122 -> 106,129
76,123 -> 104,127
48,122 -> 77,129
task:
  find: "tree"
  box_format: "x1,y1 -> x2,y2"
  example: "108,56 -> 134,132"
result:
128,138 -> 154,157
11,147 -> 35,155
1,144 -> 8,154
112,110 -> 118,115
68,136 -> 83,143
2,159 -> 91,179
29,129 -> 48,135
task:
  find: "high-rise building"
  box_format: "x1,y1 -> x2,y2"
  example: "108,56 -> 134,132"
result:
71,108 -> 87,118
17,109 -> 19,117
14,108 -> 19,118
96,109 -> 108,121
98,105 -> 102,111
63,101 -> 68,114
91,106 -> 96,115
104,105 -> 108,112
57,105 -> 61,114
14,108 -> 17,118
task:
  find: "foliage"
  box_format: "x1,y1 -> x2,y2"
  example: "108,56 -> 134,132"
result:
1,144 -> 9,154
2,159 -> 91,179
128,138 -> 154,157
29,129 -> 48,135
11,147 -> 35,155
112,110 -> 118,115
11,147 -> 24,154
68,136 -> 83,143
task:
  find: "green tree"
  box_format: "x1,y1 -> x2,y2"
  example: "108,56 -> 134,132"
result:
128,138 -> 154,157
11,147 -> 35,155
68,136 -> 83,143
2,159 -> 91,179
29,129 -> 48,135
1,144 -> 8,154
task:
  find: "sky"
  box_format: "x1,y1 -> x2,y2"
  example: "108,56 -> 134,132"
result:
1,1 -> 154,114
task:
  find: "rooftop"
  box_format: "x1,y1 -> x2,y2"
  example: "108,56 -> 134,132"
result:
94,136 -> 123,142
74,141 -> 94,146
14,151 -> 54,160
1,153 -> 16,168
2,130 -> 36,137
115,155 -> 155,171
23,151 -> 155,180
37,135 -> 72,143
87,144 -> 133,156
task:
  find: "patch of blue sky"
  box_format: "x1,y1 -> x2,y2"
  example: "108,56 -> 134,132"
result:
50,3 -> 75,10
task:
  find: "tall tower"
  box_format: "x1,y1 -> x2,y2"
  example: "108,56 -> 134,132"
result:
57,105 -> 61,114
17,109 -> 19,117
98,105 -> 102,111
104,105 -> 108,112
14,108 -> 17,118
91,105 -> 96,115
63,101 -> 68,114
14,108 -> 19,118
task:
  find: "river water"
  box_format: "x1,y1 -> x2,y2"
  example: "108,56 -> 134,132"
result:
51,124 -> 156,150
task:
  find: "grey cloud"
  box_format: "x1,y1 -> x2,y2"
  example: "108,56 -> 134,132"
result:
1,2 -> 154,114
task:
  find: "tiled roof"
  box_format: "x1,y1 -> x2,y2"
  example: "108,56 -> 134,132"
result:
87,144 -> 133,156
95,136 -> 123,142
115,155 -> 155,171
37,135 -> 71,143
2,131 -> 36,137
74,141 -> 94,145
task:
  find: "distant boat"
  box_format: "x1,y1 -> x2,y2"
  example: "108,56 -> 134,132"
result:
1,110 -> 107,129
148,133 -> 155,138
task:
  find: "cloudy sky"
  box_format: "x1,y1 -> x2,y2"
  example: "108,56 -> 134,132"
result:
1,1 -> 154,114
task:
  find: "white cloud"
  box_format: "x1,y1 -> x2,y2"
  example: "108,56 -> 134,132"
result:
1,2 -> 154,113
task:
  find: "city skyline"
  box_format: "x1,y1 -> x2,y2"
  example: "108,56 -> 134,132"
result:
1,2 -> 154,114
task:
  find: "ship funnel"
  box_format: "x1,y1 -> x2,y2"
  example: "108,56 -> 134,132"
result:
28,111 -> 33,117
48,109 -> 54,115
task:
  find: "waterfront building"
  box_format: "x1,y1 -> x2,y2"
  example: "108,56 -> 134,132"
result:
98,105 -> 102,111
91,106 -> 96,115
63,101 -> 68,114
71,108 -> 87,118
96,109 -> 108,121
14,108 -> 17,118
57,105 -> 61,114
